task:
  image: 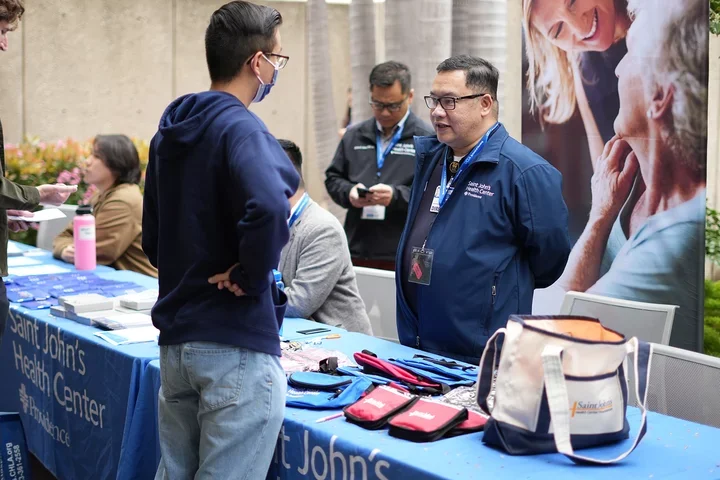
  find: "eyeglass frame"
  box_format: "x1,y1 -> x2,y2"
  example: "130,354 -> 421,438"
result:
369,95 -> 409,113
245,51 -> 290,70
424,93 -> 490,111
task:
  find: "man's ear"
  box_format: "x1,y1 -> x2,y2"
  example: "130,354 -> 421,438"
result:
247,51 -> 263,77
480,94 -> 495,117
407,88 -> 415,103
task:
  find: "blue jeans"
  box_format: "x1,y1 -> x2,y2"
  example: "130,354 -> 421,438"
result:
154,342 -> 286,480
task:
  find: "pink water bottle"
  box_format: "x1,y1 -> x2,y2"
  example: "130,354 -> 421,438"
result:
73,204 -> 96,270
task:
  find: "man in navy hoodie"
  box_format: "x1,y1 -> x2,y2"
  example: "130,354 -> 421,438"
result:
142,2 -> 299,478
396,56 -> 571,364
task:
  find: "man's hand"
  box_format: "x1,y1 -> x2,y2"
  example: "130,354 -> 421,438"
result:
589,136 -> 638,221
7,210 -> 34,233
349,183 -> 373,209
61,245 -> 75,264
37,184 -> 78,206
369,184 -> 393,207
208,263 -> 246,297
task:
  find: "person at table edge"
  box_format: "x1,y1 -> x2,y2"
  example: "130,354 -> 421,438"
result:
277,139 -> 372,334
397,55 -> 571,364
53,135 -> 157,278
325,61 -> 433,271
0,0 -> 77,347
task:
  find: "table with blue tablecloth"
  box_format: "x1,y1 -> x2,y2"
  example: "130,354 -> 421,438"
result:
3,244 -> 720,480
125,331 -> 720,480
0,247 -> 160,480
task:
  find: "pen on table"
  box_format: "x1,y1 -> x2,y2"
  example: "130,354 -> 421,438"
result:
316,412 -> 344,423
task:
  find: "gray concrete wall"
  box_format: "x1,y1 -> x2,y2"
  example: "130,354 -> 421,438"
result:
0,0 -> 527,205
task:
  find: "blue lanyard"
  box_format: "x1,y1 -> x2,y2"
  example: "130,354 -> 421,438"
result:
288,193 -> 310,228
375,124 -> 405,177
438,123 -> 499,209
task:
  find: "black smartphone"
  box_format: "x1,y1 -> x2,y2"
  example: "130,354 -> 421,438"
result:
357,187 -> 370,198
297,327 -> 332,335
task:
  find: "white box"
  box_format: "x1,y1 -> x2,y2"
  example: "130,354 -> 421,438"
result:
62,293 -> 115,314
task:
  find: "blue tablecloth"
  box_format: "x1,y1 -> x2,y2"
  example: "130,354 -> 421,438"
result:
0,248 -> 160,480
126,331 -> 720,480
116,317 -> 341,480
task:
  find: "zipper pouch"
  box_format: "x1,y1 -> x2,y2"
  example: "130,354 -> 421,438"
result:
287,372 -> 352,390
445,409 -> 489,437
354,351 -> 449,395
344,385 -> 418,430
388,398 -> 468,442
286,373 -> 373,410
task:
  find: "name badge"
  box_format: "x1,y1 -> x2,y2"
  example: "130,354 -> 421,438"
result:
408,247 -> 434,285
430,186 -> 452,213
361,205 -> 386,221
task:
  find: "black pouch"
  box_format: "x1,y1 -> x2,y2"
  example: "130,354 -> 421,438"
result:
343,385 -> 418,430
388,398 -> 468,442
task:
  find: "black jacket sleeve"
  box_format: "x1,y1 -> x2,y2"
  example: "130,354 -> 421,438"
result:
324,136 -> 355,209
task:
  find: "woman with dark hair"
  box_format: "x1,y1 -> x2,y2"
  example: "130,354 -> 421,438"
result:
53,134 -> 157,277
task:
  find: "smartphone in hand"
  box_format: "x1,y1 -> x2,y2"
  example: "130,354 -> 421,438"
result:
357,187 -> 371,198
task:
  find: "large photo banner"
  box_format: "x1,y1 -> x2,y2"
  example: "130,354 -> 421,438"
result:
521,0 -> 709,351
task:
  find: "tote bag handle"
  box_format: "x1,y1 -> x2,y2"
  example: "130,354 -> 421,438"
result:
541,338 -> 653,465
476,328 -> 506,415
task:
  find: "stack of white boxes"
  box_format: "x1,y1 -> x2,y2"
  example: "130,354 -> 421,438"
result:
51,290 -> 158,330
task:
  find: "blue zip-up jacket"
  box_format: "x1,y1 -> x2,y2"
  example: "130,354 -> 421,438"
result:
143,91 -> 299,356
395,124 -> 571,364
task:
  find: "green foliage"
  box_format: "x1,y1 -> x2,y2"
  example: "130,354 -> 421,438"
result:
712,0 -> 720,35
705,280 -> 720,357
706,207 -> 720,265
3,136 -> 148,246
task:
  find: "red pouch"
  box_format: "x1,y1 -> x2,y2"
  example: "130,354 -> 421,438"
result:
354,351 -> 449,394
445,409 -> 488,437
344,385 -> 418,430
388,398 -> 468,442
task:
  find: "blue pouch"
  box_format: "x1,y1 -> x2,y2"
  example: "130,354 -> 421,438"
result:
0,413 -> 31,480
390,357 -> 477,387
337,365 -> 393,386
286,373 -> 373,409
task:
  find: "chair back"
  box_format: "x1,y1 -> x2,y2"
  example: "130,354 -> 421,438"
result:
353,266 -> 398,342
560,291 -> 676,345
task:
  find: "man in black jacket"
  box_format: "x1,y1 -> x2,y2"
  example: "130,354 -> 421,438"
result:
325,61 -> 433,270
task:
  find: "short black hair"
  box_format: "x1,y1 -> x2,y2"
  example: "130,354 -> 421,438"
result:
277,139 -> 303,187
205,1 -> 282,84
92,135 -> 141,185
437,55 -> 499,105
369,61 -> 412,94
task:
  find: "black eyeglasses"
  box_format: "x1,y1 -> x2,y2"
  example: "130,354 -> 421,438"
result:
424,93 -> 488,110
369,96 -> 408,112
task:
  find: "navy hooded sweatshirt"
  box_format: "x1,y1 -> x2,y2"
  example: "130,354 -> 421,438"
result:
143,91 -> 300,356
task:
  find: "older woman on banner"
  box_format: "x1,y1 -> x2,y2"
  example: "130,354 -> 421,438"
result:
552,0 -> 708,352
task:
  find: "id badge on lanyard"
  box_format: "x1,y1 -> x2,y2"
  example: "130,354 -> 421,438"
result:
437,122 -> 499,211
411,123 -> 500,285
364,126 -> 404,221
376,125 -> 405,177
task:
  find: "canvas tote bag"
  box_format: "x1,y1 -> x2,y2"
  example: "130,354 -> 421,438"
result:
476,315 -> 652,464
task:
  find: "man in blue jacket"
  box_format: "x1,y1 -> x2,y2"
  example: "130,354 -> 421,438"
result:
396,55 -> 571,364
142,2 -> 299,478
